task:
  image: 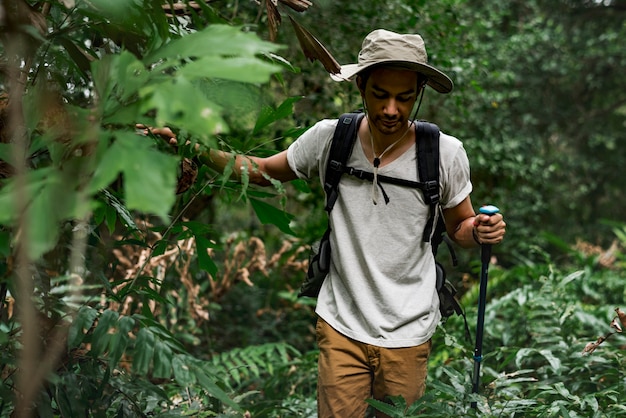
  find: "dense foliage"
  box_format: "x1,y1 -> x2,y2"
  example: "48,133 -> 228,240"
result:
0,0 -> 624,417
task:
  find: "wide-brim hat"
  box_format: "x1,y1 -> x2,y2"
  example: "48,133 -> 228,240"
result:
330,29 -> 453,94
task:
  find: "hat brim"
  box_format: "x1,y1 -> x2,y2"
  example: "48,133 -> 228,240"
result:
330,61 -> 453,94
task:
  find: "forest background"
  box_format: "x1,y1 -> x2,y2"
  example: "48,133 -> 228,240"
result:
0,0 -> 625,417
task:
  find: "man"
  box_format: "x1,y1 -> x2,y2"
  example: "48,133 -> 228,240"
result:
156,29 -> 506,417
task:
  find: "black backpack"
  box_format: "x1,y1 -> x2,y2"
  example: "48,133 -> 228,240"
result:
299,112 -> 464,321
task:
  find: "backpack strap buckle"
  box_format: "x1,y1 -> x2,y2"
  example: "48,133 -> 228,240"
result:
328,160 -> 343,172
423,180 -> 440,205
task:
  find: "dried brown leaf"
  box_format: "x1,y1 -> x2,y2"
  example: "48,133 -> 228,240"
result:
278,0 -> 313,12
610,316 -> 623,333
616,307 -> 626,328
266,0 -> 282,42
582,338 -> 602,355
288,16 -> 341,74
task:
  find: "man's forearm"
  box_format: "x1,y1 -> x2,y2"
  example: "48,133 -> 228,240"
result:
199,149 -> 233,175
452,216 -> 480,249
198,149 -> 269,185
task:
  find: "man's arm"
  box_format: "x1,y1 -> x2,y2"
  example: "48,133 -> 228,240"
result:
443,196 -> 506,249
138,125 -> 298,187
199,149 -> 298,187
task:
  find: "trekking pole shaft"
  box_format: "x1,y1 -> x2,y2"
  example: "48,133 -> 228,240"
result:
471,205 -> 499,407
472,244 -> 491,390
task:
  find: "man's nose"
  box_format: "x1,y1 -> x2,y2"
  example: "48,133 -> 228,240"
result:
383,99 -> 399,115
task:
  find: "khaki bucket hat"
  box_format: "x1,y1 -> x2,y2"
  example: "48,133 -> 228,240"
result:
330,29 -> 453,94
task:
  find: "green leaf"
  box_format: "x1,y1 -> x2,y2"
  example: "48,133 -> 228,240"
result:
115,50 -> 150,103
179,220 -> 214,236
152,339 -> 173,379
0,144 -> 10,165
179,56 -> 281,84
172,355 -> 196,386
0,230 -> 10,258
193,364 -> 241,411
77,0 -> 143,30
249,197 -> 295,235
140,76 -> 227,142
57,35 -> 94,78
105,204 -> 117,234
137,287 -> 170,307
91,55 -> 115,110
108,315 -> 135,368
90,132 -> 178,219
253,96 -> 303,134
144,24 -> 281,65
68,306 -> 99,349
195,235 -> 218,276
0,167 -> 92,259
99,189 -> 138,231
538,349 -> 562,373
151,239 -> 168,257
133,327 -> 155,375
365,398 -> 404,417
90,310 -> 119,357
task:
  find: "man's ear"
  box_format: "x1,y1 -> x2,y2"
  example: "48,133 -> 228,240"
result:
356,75 -> 366,94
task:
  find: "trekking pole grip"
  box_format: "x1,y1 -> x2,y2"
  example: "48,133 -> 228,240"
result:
478,205 -> 499,262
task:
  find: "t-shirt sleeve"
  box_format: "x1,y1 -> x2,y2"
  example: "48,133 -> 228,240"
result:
439,133 -> 473,209
286,119 -> 337,183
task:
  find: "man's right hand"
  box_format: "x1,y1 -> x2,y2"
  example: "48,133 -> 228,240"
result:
136,124 -> 179,146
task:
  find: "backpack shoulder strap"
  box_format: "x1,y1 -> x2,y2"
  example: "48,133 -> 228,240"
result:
324,112 -> 365,212
415,121 -> 441,243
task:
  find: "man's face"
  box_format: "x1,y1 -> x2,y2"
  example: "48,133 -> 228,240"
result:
360,67 -> 421,137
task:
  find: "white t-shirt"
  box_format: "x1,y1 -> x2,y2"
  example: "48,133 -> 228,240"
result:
287,118 -> 472,348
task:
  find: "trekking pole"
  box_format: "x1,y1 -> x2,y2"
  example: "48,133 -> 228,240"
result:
471,205 -> 500,409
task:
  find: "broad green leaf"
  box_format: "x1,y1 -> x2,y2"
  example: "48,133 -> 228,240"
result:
131,319 -> 186,353
365,398 -> 400,416
68,306 -> 99,349
152,339 -> 173,379
101,100 -> 143,126
90,310 -> 119,357
30,172 -> 92,259
144,24 -> 281,65
195,235 -> 218,276
151,239 -> 168,257
179,56 -> 281,84
199,79 -> 266,119
539,349 -> 562,373
57,35 -> 94,78
108,315 -> 135,368
193,365 -> 241,411
76,0 -> 142,30
140,76 -> 227,143
249,197 -> 295,235
133,327 -> 155,375
0,167 -> 90,259
115,50 -> 150,103
0,168 -> 53,224
253,96 -> 303,134
137,287 -> 170,307
172,355 -> 196,386
90,132 -> 178,219
91,55 -> 115,111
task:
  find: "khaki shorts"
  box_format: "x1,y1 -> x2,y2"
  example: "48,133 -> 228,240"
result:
316,317 -> 432,418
